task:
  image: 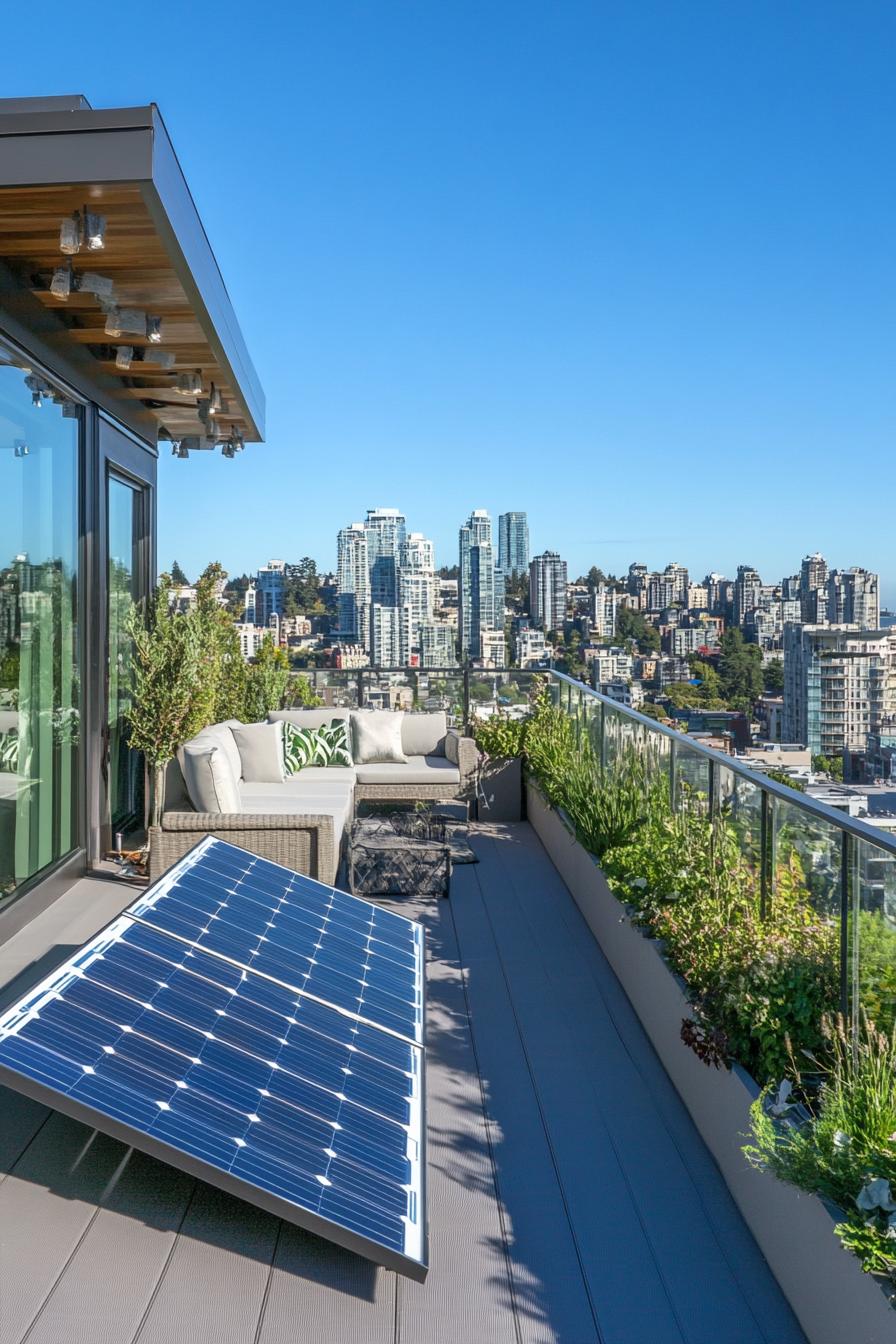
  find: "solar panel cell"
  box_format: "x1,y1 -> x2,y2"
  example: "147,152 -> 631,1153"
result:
0,837 -> 427,1279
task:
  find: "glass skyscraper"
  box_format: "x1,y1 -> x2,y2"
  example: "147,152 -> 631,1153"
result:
498,511 -> 529,579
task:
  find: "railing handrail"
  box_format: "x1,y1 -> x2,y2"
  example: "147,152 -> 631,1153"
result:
549,668 -> 896,858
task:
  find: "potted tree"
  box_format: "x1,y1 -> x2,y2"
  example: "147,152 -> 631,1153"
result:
471,711 -> 528,823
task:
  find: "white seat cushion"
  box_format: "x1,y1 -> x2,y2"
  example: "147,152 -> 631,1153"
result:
237,784 -> 353,848
282,766 -> 357,784
354,755 -> 461,786
239,778 -> 355,802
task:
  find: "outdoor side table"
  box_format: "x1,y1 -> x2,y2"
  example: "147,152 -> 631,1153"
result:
348,815 -> 451,898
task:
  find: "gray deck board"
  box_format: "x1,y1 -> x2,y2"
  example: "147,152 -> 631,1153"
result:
0,828 -> 806,1344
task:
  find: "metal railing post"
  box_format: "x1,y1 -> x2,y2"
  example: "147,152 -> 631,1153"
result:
600,700 -> 607,773
463,666 -> 470,730
840,831 -> 851,1022
357,669 -> 365,708
759,789 -> 772,921
669,737 -> 677,812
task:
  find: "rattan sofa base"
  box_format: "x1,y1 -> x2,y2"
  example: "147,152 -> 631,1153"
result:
148,812 -> 337,886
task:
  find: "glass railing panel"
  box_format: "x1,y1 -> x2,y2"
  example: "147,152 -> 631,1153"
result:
673,743 -> 710,814
853,835 -> 896,1034
773,796 -> 842,924
719,765 -> 763,878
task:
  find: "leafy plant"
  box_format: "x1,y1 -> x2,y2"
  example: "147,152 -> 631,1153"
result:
745,1011 -> 896,1278
242,635 -> 290,723
471,711 -> 529,759
124,577 -> 204,828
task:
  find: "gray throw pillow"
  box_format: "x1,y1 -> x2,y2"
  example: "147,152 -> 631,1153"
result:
231,721 -> 285,783
351,711 -> 407,765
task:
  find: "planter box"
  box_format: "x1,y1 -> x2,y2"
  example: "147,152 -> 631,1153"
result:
527,780 -> 895,1344
477,756 -> 522,823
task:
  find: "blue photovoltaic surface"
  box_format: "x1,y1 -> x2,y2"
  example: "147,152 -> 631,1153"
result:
0,838 -> 427,1277
128,840 -> 424,1044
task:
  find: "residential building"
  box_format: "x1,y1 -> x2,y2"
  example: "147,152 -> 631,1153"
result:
783,624 -> 896,756
336,523 -> 370,646
332,643 -> 369,669
664,562 -> 689,604
601,677 -> 644,708
827,567 -> 880,629
399,532 -> 436,637
419,621 -> 458,667
516,626 -> 551,668
591,583 -> 617,639
253,559 -> 287,625
529,550 -> 567,632
590,648 -> 634,685
687,583 -> 709,610
459,509 -> 497,658
370,602 -> 412,667
800,552 -> 828,623
670,626 -> 712,658
477,628 -> 507,669
234,623 -> 267,659
0,95 -> 263,915
363,507 -> 406,570
733,565 -> 763,626
626,562 -> 648,597
497,510 -> 529,578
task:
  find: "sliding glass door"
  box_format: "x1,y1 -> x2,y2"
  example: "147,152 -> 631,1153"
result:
0,342 -> 80,905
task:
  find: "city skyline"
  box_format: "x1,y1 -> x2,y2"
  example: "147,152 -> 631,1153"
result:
160,518 -> 895,612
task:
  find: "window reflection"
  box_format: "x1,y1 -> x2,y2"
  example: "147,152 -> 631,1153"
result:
0,344 -> 80,901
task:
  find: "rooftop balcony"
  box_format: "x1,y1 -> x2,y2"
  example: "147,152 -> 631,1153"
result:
3,669 -> 896,1342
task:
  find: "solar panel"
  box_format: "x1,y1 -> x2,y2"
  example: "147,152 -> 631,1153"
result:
0,836 -> 428,1280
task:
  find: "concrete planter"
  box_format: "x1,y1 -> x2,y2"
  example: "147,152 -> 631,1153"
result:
477,756 -> 523,823
527,780 -> 895,1344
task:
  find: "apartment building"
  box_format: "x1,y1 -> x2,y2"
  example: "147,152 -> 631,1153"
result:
529,550 -> 567,632
497,510 -> 529,578
783,624 -> 896,755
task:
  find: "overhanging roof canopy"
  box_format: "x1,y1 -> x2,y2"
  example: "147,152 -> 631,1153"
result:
0,98 -> 264,446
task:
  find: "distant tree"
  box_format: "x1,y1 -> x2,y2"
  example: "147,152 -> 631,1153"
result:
615,607 -> 660,652
764,658 -> 785,694
223,573 -> 250,615
438,564 -> 459,580
170,560 -> 189,586
718,628 -> 764,708
638,701 -> 670,723
766,768 -> 805,792
812,753 -> 844,781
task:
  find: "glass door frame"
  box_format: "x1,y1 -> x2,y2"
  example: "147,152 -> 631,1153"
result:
90,414 -> 155,862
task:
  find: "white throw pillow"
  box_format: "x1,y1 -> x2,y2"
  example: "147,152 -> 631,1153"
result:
351,711 -> 407,765
181,744 -> 241,813
231,722 -> 285,783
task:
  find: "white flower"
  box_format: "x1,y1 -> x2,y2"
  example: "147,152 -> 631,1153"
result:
856,1178 -> 896,1214
833,1131 -> 851,1151
887,1213 -> 896,1240
630,877 -> 647,890
665,890 -> 682,902
768,1081 -> 793,1117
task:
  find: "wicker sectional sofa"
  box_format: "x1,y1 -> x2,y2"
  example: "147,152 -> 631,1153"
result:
148,707 -> 479,885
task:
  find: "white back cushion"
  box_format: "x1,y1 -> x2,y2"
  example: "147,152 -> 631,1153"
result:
231,722 -> 284,783
401,712 -> 448,757
181,744 -> 241,813
351,711 -> 407,765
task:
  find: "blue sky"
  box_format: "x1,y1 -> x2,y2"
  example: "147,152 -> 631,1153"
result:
5,2 -> 895,598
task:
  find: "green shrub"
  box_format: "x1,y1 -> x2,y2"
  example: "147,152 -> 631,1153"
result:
746,1012 -> 896,1277
472,712 -> 529,760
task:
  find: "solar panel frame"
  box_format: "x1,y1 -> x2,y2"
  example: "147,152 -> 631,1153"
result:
0,837 -> 429,1281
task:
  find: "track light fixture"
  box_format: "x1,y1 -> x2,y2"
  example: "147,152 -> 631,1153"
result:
175,370 -> 203,396
58,207 -> 106,255
172,441 -> 190,459
145,315 -> 163,343
208,383 -> 222,415
14,440 -> 29,458
78,271 -> 115,302
115,346 -> 134,371
23,374 -> 51,407
50,263 -> 73,300
104,308 -> 148,339
143,349 -> 175,370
